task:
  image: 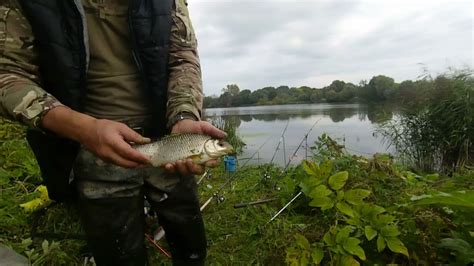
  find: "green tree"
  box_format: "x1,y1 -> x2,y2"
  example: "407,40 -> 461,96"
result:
235,89 -> 252,106
368,75 -> 397,100
339,83 -> 357,101
329,80 -> 346,93
222,84 -> 240,97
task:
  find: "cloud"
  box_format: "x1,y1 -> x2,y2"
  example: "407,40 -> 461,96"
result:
188,0 -> 473,95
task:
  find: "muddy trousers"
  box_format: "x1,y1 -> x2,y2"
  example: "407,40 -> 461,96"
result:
73,149 -> 207,266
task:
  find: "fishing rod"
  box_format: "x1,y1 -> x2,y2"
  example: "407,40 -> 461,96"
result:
262,121 -> 290,180
197,170 -> 209,185
267,191 -> 302,224
268,121 -> 290,166
200,135 -> 273,211
278,118 -> 321,177
234,198 -> 277,209
266,118 -> 321,223
154,135 -> 272,242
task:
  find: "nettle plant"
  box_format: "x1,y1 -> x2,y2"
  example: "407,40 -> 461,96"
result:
286,160 -> 408,265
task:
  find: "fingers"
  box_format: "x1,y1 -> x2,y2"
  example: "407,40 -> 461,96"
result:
120,125 -> 151,144
112,139 -> 151,165
171,119 -> 227,138
186,159 -> 205,175
104,152 -> 141,168
199,122 -> 227,138
163,159 -> 206,175
204,159 -> 220,168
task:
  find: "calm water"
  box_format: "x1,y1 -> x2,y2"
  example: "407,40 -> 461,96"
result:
203,103 -> 395,165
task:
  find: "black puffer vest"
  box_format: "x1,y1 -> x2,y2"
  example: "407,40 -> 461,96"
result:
18,0 -> 173,201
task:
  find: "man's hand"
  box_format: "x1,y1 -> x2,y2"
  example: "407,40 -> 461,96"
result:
80,119 -> 152,168
164,119 -> 227,176
41,107 -> 151,168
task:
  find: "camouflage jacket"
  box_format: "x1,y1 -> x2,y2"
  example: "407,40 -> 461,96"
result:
0,0 -> 203,128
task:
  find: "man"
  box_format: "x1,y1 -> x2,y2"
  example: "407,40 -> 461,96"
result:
0,0 -> 223,265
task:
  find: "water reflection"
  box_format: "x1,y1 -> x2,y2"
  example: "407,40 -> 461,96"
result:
203,103 -> 395,166
204,103 -> 395,125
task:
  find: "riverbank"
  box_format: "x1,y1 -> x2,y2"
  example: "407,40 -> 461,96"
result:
0,118 -> 472,265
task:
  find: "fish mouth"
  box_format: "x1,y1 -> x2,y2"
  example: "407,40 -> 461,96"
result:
205,139 -> 234,157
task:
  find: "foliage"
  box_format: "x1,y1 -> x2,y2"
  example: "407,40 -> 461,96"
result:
379,70 -> 474,172
286,159 -> 408,265
1,117 -> 473,265
284,135 -> 473,265
207,116 -> 245,154
203,70 -> 464,108
410,189 -> 474,265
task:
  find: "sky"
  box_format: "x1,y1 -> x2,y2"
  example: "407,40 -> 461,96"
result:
188,0 -> 473,96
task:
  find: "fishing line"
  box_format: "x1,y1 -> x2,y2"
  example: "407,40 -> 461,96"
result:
268,120 -> 290,166
265,118 -> 321,224
271,118 -> 321,184
260,121 -> 291,181
200,134 -> 273,211
153,134 -> 273,242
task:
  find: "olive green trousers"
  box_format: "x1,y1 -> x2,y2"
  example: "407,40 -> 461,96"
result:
73,149 -> 206,266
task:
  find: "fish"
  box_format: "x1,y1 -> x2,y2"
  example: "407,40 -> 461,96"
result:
134,133 -> 234,167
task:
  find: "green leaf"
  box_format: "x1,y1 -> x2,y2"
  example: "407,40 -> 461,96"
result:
303,160 -> 320,176
328,171 -> 349,190
336,190 -> 345,201
340,255 -> 360,266
319,160 -> 333,178
360,204 -> 385,218
336,202 -> 355,217
344,189 -> 371,205
373,214 -> 396,228
380,225 -> 400,237
386,237 -> 409,257
295,233 -> 311,250
424,173 -> 439,181
343,237 -> 366,260
323,228 -> 336,246
311,247 -> 324,264
286,247 -> 300,266
336,226 -> 353,244
411,191 -> 474,208
309,197 -> 335,210
41,240 -> 49,254
365,226 -> 378,241
299,177 -> 323,195
345,217 -> 362,226
438,238 -> 474,264
300,251 -> 310,266
377,235 -> 386,252
309,185 -> 333,199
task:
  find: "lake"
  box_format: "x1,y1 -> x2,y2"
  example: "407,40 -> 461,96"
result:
203,103 -> 395,165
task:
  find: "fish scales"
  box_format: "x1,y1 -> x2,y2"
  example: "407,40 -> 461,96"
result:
134,133 -> 233,167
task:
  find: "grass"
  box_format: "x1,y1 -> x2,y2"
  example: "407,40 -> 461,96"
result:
1,118 -> 473,265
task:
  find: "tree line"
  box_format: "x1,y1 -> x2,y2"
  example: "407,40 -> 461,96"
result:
203,75 -> 433,108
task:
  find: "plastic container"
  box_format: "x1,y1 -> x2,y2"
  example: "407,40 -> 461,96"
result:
223,155 -> 237,173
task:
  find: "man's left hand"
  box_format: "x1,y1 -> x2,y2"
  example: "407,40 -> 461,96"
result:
164,120 -> 227,176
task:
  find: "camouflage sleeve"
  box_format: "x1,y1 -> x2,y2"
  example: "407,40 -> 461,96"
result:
0,2 -> 63,128
166,0 -> 203,121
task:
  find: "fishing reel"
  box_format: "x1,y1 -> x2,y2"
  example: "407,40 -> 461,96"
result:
214,193 -> 225,204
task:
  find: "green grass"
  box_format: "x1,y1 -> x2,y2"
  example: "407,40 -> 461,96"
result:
1,118 -> 473,265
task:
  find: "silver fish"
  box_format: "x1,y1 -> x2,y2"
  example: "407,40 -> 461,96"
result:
134,133 -> 234,167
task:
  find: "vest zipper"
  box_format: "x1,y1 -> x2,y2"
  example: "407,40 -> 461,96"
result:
128,6 -> 147,85
72,0 -> 88,109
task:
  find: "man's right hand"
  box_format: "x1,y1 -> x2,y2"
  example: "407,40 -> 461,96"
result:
41,107 -> 151,168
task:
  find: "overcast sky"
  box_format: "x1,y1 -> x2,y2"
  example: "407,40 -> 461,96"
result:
188,0 -> 473,96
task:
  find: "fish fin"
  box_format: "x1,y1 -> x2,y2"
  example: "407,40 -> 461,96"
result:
187,154 -> 202,162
